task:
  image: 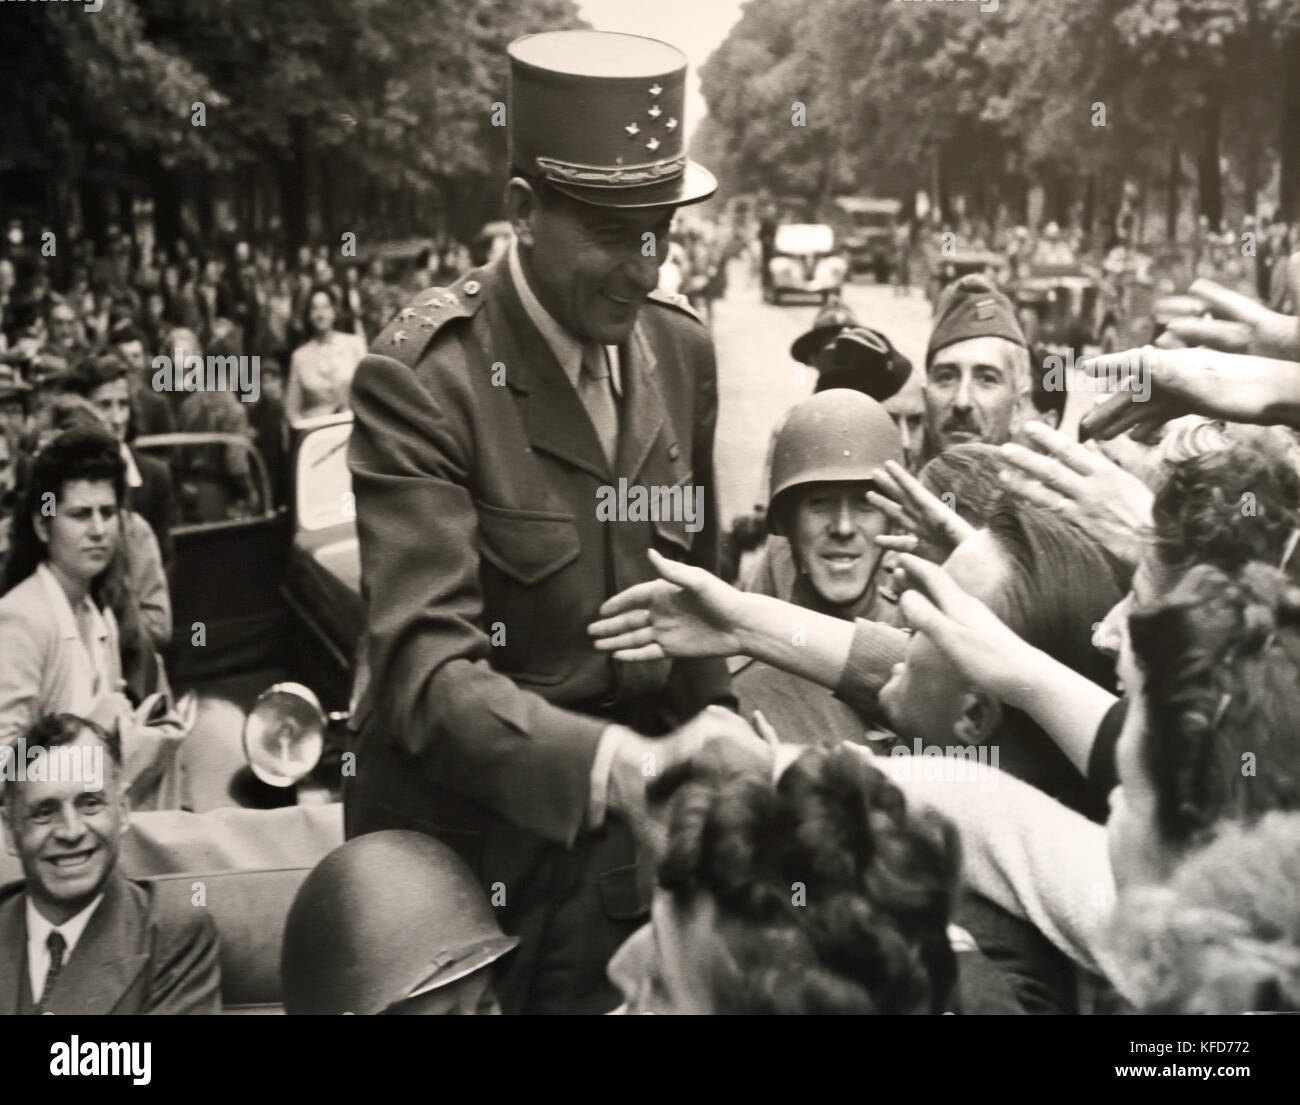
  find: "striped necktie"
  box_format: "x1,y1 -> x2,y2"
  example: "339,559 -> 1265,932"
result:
579,343 -> 619,467
38,930 -> 66,1012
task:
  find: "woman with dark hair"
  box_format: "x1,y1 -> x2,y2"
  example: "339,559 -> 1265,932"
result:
33,391 -> 171,702
0,427 -> 127,742
607,745 -> 971,1014
285,284 -> 366,424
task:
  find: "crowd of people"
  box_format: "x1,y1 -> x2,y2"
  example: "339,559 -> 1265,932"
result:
3,24 -> 1300,1019
0,223 -> 483,542
3,220 -> 1300,1016
0,223 -> 482,808
581,258 -> 1300,1014
929,210 -> 1299,311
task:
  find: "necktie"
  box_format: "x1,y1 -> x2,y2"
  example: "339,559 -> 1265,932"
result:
39,930 -> 66,1012
579,343 -> 619,467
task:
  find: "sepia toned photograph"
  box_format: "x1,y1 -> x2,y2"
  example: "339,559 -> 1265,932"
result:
1,0 -> 1298,1055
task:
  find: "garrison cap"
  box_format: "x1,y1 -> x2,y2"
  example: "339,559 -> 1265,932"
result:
507,30 -> 717,209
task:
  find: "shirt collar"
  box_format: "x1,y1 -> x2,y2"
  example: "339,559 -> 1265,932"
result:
35,562 -> 108,645
507,238 -> 622,395
27,891 -> 106,963
508,237 -> 584,388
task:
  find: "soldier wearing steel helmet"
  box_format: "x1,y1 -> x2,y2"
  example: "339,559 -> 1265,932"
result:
740,388 -> 908,615
344,30 -> 767,1015
281,832 -> 518,1015
728,390 -> 904,742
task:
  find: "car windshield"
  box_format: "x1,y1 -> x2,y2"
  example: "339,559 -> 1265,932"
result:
296,417 -> 355,532
774,224 -> 834,254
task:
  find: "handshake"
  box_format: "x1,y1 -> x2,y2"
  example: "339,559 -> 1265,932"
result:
601,705 -> 776,865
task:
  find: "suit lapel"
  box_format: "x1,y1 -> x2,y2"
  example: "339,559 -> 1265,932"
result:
47,874 -> 149,1015
0,889 -> 25,1015
496,267 -> 611,483
617,321 -> 667,483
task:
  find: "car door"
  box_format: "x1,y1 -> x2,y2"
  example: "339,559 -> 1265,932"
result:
134,431 -> 289,686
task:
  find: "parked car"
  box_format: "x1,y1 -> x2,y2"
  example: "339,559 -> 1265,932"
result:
1008,262 -> 1161,356
831,195 -> 902,282
764,223 -> 848,305
134,413 -> 360,808
925,248 -> 1005,309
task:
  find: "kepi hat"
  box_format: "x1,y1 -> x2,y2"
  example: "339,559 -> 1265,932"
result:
508,31 -> 717,209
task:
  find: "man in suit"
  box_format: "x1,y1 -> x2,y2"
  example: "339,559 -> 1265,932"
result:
109,324 -> 176,439
345,30 -> 766,1015
0,713 -> 220,1014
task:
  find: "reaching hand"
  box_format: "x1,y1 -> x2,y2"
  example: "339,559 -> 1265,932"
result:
998,421 -> 1154,567
608,706 -> 772,872
1156,278 -> 1298,362
895,553 -> 1038,707
867,459 -> 976,561
588,548 -> 746,661
1078,346 -> 1300,441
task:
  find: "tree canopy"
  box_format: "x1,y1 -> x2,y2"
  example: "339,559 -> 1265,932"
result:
695,0 -> 1300,236
0,0 -> 585,248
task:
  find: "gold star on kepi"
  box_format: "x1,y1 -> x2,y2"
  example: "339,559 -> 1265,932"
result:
507,30 -> 717,209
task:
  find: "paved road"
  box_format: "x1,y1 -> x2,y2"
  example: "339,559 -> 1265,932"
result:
709,264 -> 933,529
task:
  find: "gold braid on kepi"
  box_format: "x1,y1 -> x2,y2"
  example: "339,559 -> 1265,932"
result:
507,30 -> 717,210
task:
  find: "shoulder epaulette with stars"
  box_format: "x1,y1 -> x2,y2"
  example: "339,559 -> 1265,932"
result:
372,274 -> 486,368
646,287 -> 704,326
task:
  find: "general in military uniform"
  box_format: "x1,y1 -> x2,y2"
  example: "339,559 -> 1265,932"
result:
344,30 -> 761,1015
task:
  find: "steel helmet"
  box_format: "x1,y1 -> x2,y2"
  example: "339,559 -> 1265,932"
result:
766,389 -> 903,537
281,830 -> 518,1015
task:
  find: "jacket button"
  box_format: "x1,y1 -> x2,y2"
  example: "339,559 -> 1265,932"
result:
668,443 -> 680,461
463,280 -> 481,296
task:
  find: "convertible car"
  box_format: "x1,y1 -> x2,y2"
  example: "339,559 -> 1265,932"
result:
42,416 -> 366,1012
134,412 -> 360,807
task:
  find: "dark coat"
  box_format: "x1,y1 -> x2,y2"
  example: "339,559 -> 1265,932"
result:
133,386 -> 176,439
344,257 -> 733,1012
128,447 -> 177,571
0,872 -> 221,1014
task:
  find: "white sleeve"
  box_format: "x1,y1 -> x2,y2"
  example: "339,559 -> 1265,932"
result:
871,749 -> 1135,1001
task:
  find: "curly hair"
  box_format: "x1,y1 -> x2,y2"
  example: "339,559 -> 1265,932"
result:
1109,812 -> 1300,1013
652,746 -> 961,1014
1128,561 -> 1300,848
0,426 -> 125,602
1152,429 -> 1300,584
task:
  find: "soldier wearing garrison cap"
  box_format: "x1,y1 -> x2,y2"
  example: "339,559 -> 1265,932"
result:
344,30 -> 763,1015
922,273 -> 1034,464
